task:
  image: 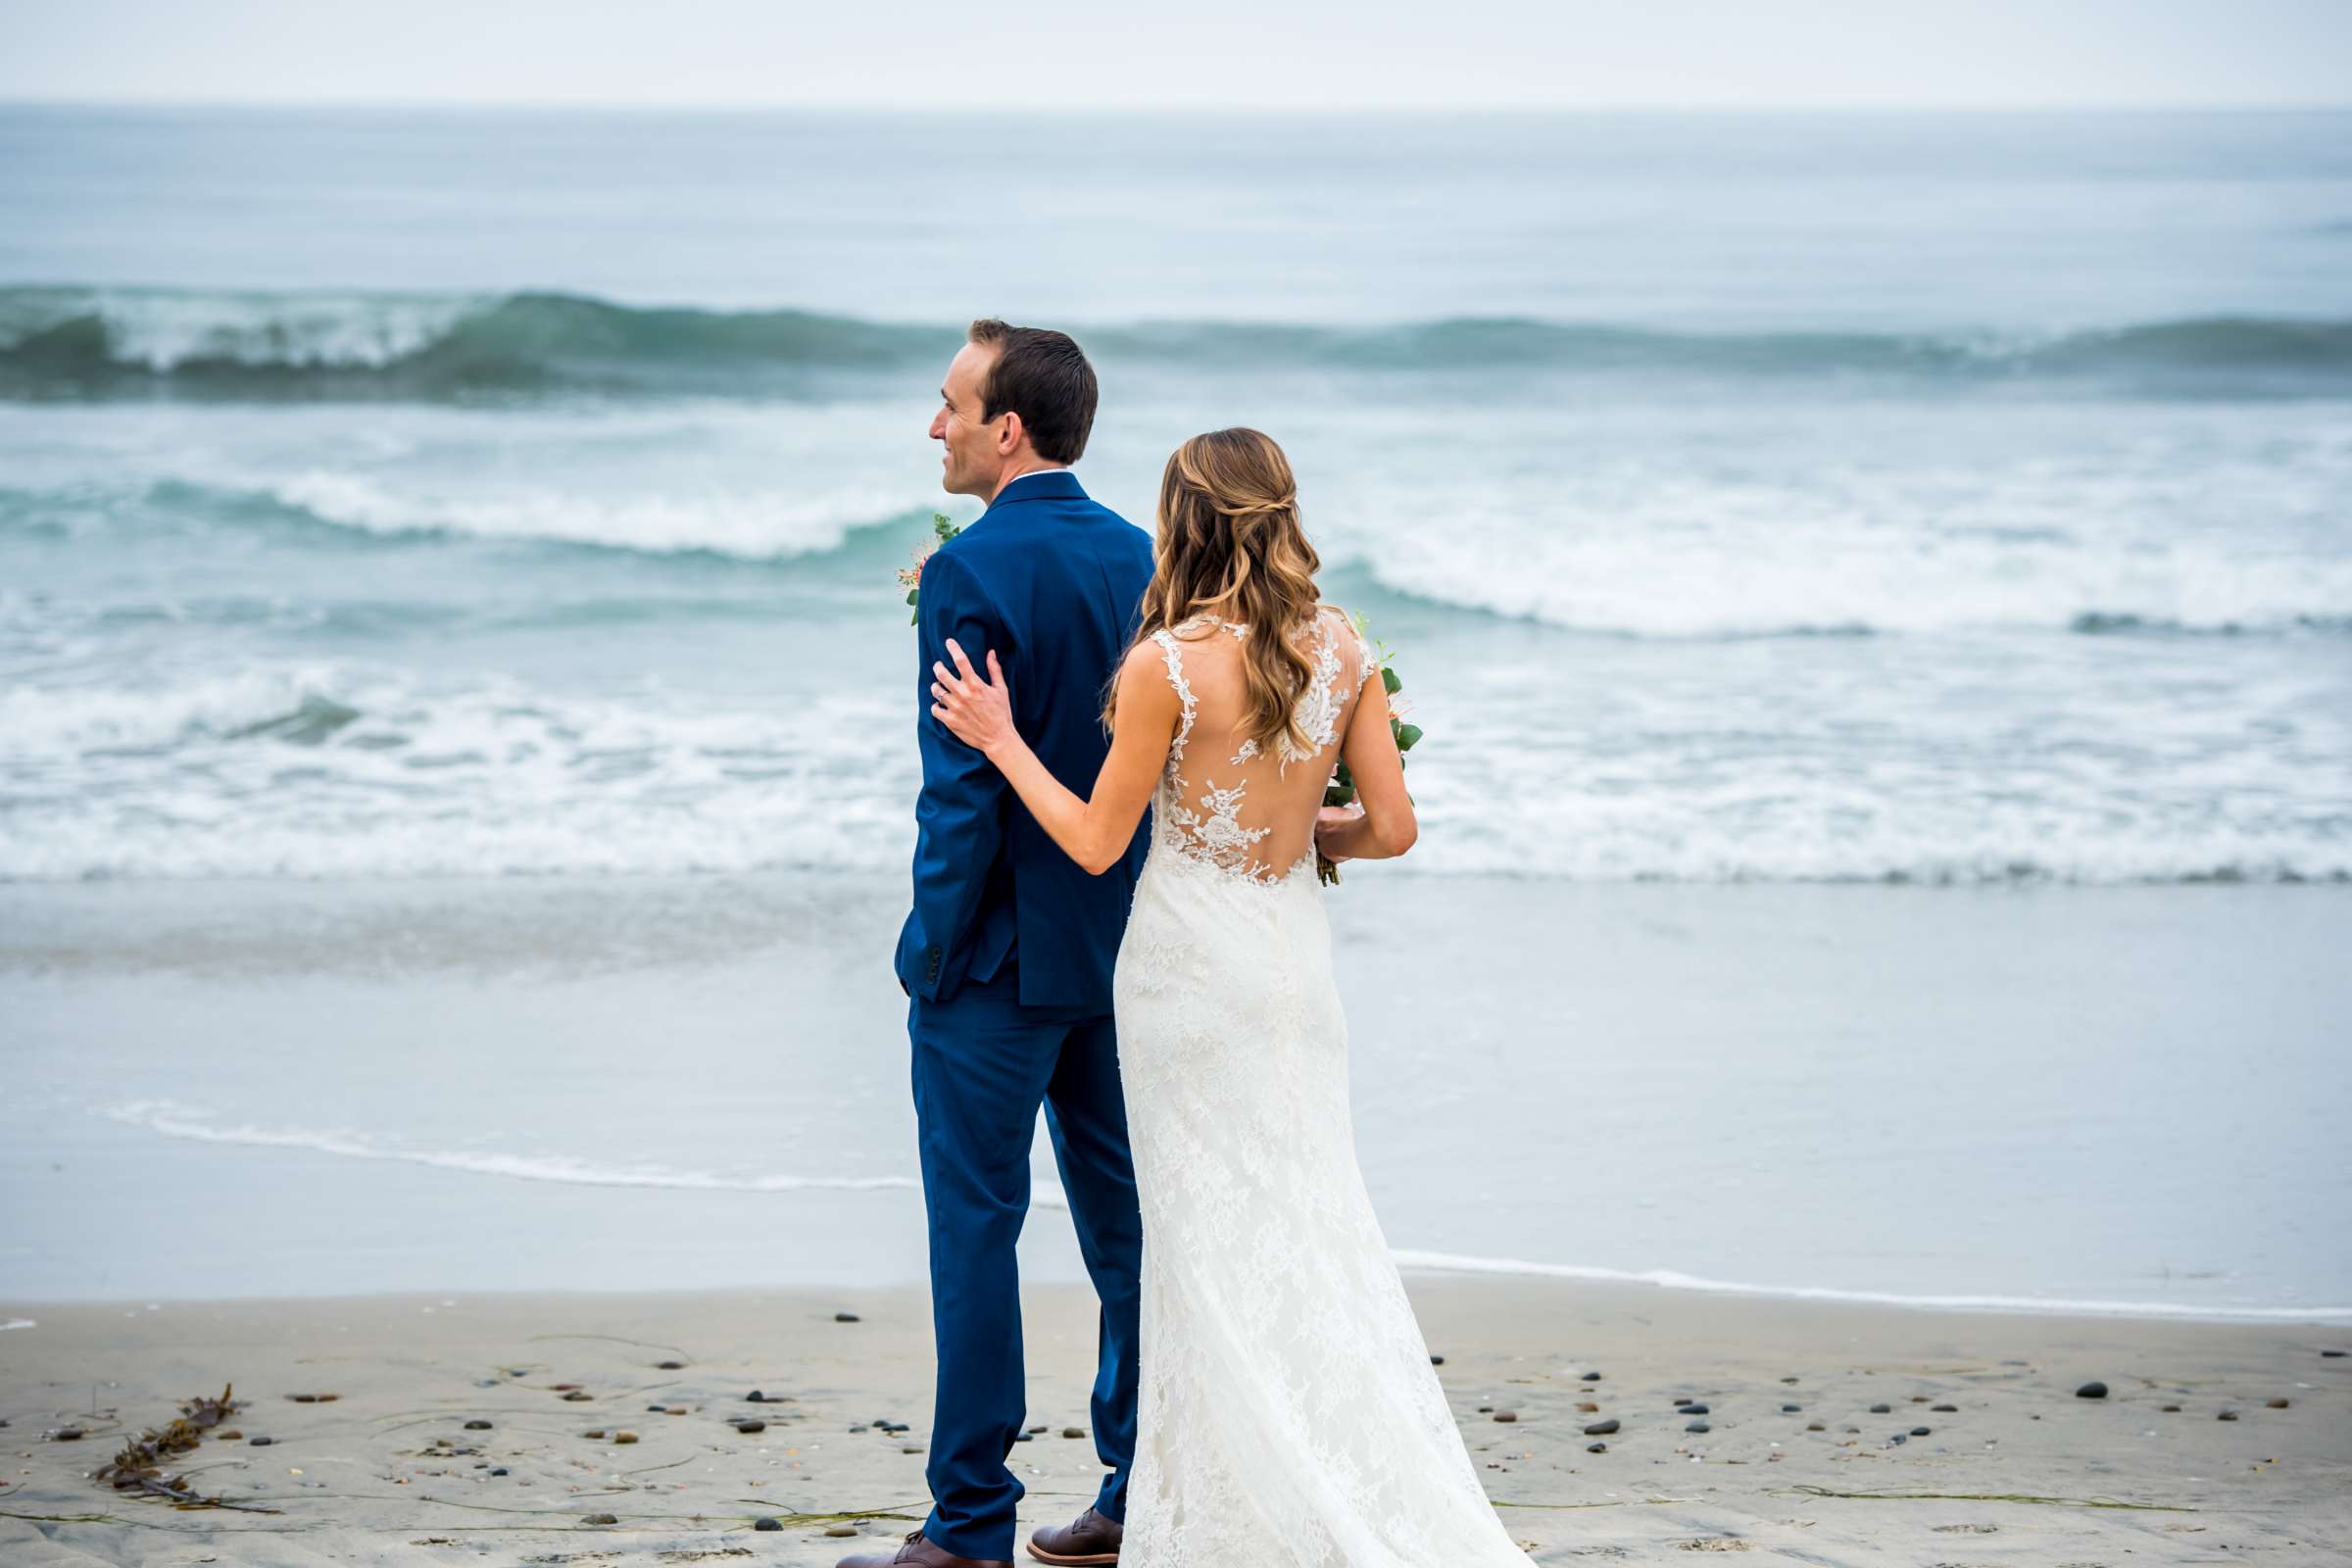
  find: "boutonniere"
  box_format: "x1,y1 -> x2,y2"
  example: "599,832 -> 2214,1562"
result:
897,513 -> 962,625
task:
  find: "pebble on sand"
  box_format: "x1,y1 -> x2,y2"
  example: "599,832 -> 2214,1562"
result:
1582,1418 -> 1619,1436
1586,1442 -> 1606,1452
1686,1420 -> 1710,1433
754,1517 -> 782,1532
464,1419 -> 492,1430
613,1431 -> 639,1444
658,1359 -> 685,1369
1869,1403 -> 1891,1413
836,1312 -> 862,1322
582,1512 -> 618,1526
1494,1410 -> 1518,1423
2076,1381 -> 2109,1398
2268,1397 -> 2290,1407
1062,1426 -> 1087,1439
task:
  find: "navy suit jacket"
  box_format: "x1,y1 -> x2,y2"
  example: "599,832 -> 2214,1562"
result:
897,469 -> 1155,1009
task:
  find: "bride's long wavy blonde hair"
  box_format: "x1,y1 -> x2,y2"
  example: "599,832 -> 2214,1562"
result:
1106,427 -> 1324,759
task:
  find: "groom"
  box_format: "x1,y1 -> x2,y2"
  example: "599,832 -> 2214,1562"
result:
849,320 -> 1153,1568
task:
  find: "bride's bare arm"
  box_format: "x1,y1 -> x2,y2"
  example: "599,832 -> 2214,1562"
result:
931,637 -> 1178,876
1314,662 -> 1417,863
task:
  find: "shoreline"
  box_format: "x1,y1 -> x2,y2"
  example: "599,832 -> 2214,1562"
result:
3,1275 -> 2346,1566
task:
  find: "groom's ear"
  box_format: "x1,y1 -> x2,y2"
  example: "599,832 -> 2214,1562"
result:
996,410 -> 1027,456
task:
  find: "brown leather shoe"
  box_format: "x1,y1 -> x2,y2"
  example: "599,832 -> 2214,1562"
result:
1027,1506 -> 1122,1566
837,1528 -> 1012,1568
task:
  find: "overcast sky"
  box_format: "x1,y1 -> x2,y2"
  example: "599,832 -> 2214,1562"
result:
5,0 -> 2348,111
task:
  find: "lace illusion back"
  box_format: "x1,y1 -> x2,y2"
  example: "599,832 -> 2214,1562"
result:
1147,604 -> 1374,887
1113,601 -> 1536,1567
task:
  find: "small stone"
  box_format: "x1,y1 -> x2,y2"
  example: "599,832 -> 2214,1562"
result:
1062,1427 -> 1087,1439
2267,1397 -> 2289,1408
664,1407 -> 687,1416
2076,1381 -> 2108,1399
474,1378 -> 501,1388
1683,1403 -> 1708,1415
1685,1419 -> 1710,1433
510,1369 -> 529,1377
564,1392 -> 592,1401
1869,1403 -> 1891,1413
658,1359 -> 685,1370
1582,1418 -> 1619,1436
1575,1400 -> 1598,1412
835,1312 -> 861,1323
1781,1403 -> 1800,1412
1014,1433 -> 1032,1443
218,1428 -> 242,1440
1493,1410 -> 1517,1423
465,1419 -> 493,1430
1586,1441 -> 1606,1452
52,1427 -> 83,1441
490,1466 -> 509,1476
824,1523 -> 857,1537
746,1391 -> 767,1402
1580,1371 -> 1603,1382
1911,1426 -> 1932,1436
583,1512 -> 618,1525
1026,1424 -> 1048,1433
2218,1409 -> 2239,1421
582,1428 -> 606,1439
552,1383 -> 581,1391
2161,1404 -> 2181,1412
647,1404 -> 668,1412
754,1517 -> 782,1532
1805,1421 -> 1825,1431
1890,1433 -> 1907,1445
903,1446 -> 922,1453
613,1431 -> 639,1444
1931,1403 -> 1957,1412
2324,1349 -> 2346,1357
250,1436 -> 274,1446
1910,1396 -> 1931,1403
1780,1376 -> 1799,1384
1477,1405 -> 1494,1413
1430,1354 -> 1445,1365
732,1419 -> 766,1434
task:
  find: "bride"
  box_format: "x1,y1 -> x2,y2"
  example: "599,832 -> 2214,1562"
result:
927,426 -> 1533,1564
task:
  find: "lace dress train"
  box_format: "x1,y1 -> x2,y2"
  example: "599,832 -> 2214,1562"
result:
1110,609 -> 1531,1566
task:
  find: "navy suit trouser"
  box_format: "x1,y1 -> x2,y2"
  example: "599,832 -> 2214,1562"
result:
907,962 -> 1143,1560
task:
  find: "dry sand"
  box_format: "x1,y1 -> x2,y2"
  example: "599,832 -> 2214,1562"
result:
3,1276 -> 2346,1566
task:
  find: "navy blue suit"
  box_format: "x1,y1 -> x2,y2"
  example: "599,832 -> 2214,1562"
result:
895,468 -> 1153,1558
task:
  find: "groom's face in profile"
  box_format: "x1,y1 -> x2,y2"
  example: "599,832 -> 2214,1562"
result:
931,342 -> 1006,499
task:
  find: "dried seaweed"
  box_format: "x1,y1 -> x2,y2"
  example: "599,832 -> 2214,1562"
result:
92,1383 -> 283,1513
1775,1483 -> 2194,1512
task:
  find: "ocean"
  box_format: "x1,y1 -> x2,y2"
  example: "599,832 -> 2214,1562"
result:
1,106 -> 2347,1320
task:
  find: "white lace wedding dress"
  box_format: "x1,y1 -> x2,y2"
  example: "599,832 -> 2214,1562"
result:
1111,606 -> 1531,1566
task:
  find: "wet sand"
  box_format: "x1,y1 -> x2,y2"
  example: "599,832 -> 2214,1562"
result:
3,1276 -> 2346,1566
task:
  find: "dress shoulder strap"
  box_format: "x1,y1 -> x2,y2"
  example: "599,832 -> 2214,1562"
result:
1148,628 -> 1198,761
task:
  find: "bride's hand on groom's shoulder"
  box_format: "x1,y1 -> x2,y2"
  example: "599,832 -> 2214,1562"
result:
931,638 -> 1015,757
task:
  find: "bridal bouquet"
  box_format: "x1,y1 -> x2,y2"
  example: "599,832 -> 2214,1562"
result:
898,512 -> 962,624
1319,612 -> 1421,886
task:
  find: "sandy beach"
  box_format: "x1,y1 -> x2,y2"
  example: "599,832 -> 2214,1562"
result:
3,1277 -> 2346,1566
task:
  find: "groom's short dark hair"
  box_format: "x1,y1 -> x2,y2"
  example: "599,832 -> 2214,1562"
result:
968,318 -> 1097,466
